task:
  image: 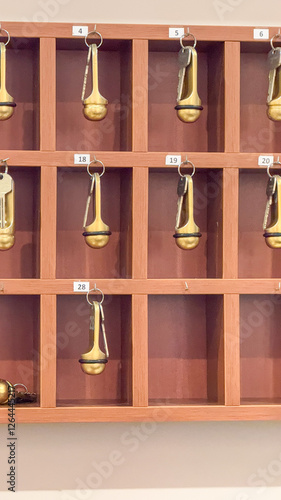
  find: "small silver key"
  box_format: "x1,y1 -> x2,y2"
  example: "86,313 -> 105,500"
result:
263,175 -> 277,230
99,304 -> 109,358
177,47 -> 191,101
268,47 -> 281,70
176,176 -> 188,228
0,173 -> 13,229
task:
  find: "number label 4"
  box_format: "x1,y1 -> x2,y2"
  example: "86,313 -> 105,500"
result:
73,282 -> 90,292
72,26 -> 88,37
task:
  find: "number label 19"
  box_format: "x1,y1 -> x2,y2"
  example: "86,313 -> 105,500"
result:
253,28 -> 269,40
73,281 -> 90,292
165,155 -> 182,166
74,154 -> 90,165
169,28 -> 184,39
258,155 -> 274,167
72,26 -> 88,37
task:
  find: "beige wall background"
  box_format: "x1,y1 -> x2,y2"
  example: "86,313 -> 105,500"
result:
1,0 -> 281,497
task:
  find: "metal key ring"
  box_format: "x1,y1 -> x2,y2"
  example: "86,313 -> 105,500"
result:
85,30 -> 103,49
267,159 -> 281,178
270,32 -> 281,51
0,158 -> 9,174
13,383 -> 27,392
0,28 -> 10,46
87,158 -> 105,178
178,159 -> 196,178
180,32 -> 197,49
86,287 -> 104,306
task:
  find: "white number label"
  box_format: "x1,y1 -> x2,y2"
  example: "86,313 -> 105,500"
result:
74,154 -> 90,165
258,155 -> 274,166
166,155 -> 181,166
73,281 -> 90,292
169,28 -> 184,39
72,26 -> 88,37
253,29 -> 269,40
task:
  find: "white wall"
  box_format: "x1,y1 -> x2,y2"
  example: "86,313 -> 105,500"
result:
1,0 -> 281,497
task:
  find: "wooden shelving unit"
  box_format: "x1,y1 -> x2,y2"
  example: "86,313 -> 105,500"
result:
1,23 -> 281,423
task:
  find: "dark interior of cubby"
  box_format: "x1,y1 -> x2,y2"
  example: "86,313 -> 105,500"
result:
57,167 -> 132,279
148,168 -> 222,278
0,295 -> 40,403
240,294 -> 281,404
239,168 -> 281,278
148,294 -> 223,405
148,41 -> 224,152
0,167 -> 40,279
56,294 -> 132,406
240,42 -> 281,153
0,37 -> 39,150
56,39 -> 132,151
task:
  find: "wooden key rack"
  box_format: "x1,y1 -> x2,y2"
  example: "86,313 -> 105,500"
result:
2,23 -> 281,423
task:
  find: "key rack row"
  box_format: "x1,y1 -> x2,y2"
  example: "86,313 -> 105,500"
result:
2,22 -> 281,423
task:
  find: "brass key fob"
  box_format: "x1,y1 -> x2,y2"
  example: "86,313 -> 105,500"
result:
0,42 -> 16,121
173,174 -> 201,249
83,43 -> 108,121
263,174 -> 281,248
83,172 -> 111,249
0,379 -> 36,404
175,45 -> 203,123
79,300 -> 109,375
0,160 -> 15,251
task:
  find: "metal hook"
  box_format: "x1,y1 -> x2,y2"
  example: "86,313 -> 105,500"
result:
178,157 -> 196,178
86,286 -> 104,306
86,157 -> 105,177
267,156 -> 281,177
0,27 -> 10,46
0,158 -> 9,174
85,28 -> 103,49
276,282 -> 281,292
180,30 -> 197,49
184,281 -> 189,291
270,31 -> 281,51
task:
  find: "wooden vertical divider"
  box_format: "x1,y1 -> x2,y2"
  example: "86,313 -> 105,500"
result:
224,42 -> 240,153
224,294 -> 240,405
39,38 -> 57,407
132,39 -> 148,152
132,294 -> 148,406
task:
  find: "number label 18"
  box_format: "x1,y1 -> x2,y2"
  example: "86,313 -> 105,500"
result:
165,155 -> 182,166
74,154 -> 90,165
258,155 -> 274,167
72,26 -> 88,37
73,282 -> 90,292
169,28 -> 184,39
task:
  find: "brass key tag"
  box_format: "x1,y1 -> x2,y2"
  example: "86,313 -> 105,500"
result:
82,30 -> 108,121
79,288 -> 109,375
267,40 -> 281,120
0,159 -> 15,251
0,39 -> 16,121
263,168 -> 281,248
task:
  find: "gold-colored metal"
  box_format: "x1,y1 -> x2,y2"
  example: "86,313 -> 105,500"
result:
83,168 -> 111,249
83,43 -> 108,121
0,378 -> 13,404
0,42 -> 16,121
176,46 -> 202,123
173,174 -> 201,250
267,63 -> 281,121
79,300 -> 109,375
264,174 -> 281,248
0,159 -> 15,251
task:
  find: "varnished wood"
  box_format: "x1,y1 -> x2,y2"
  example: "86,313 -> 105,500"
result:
132,168 -> 148,278
132,295 -> 148,406
132,40 -> 148,151
40,295 -> 56,407
40,167 -> 57,279
224,42 -> 240,152
223,168 -> 239,278
224,294 -> 240,405
40,38 -> 56,150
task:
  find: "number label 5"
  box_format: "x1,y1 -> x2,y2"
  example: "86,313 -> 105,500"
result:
169,28 -> 184,39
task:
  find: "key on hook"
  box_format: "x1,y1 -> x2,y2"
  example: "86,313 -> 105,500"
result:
0,42 -> 16,120
263,174 -> 281,248
79,301 -> 109,375
83,43 -> 108,121
83,171 -> 111,248
0,161 -> 15,250
173,173 -> 201,249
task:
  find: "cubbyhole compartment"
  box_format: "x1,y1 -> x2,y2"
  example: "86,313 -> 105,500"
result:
0,37 -> 39,150
56,39 -> 132,151
148,41 -> 224,152
239,169 -> 281,278
0,167 -> 40,279
56,295 -> 132,406
0,295 -> 40,405
148,295 -> 224,405
57,167 -> 132,279
240,42 -> 281,153
148,168 -> 223,278
240,294 -> 281,404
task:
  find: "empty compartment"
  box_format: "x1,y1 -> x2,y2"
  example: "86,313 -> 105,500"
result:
239,169 -> 281,278
0,167 -> 40,278
148,168 -> 222,278
57,167 -> 132,279
56,39 -> 132,151
0,37 -> 39,150
148,295 -> 224,405
240,42 -> 281,153
56,295 -> 132,406
0,295 -> 40,405
148,41 -> 224,152
240,294 -> 281,404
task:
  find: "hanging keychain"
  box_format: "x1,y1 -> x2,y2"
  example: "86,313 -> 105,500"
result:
173,158 -> 201,249
267,32 -> 281,121
0,379 -> 37,404
82,158 -> 111,249
263,157 -> 281,248
0,27 -> 16,121
175,30 -> 203,123
79,286 -> 109,375
0,158 -> 15,250
81,27 -> 108,121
